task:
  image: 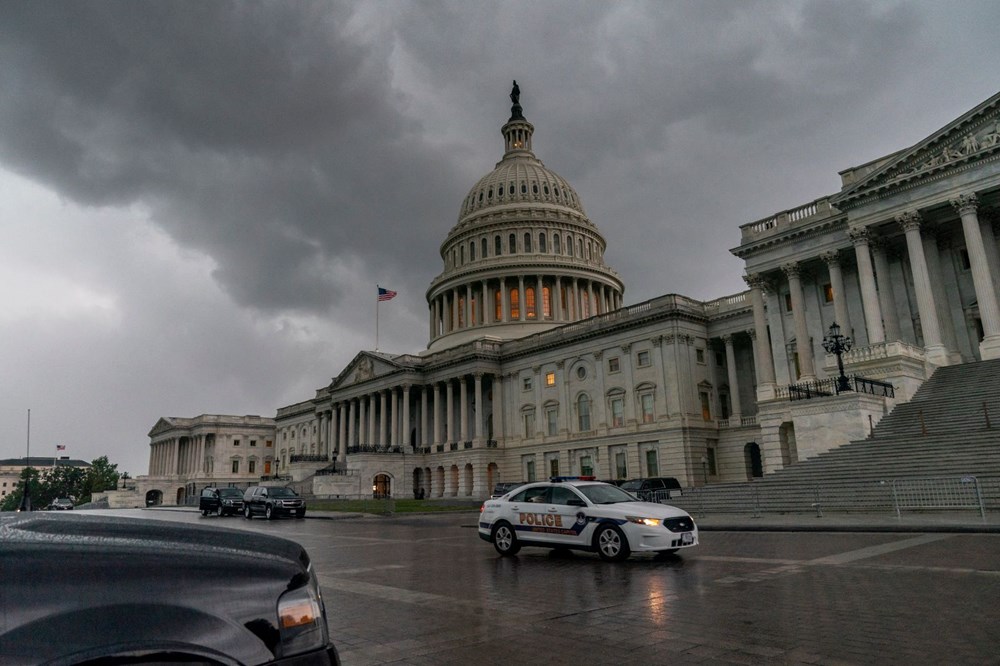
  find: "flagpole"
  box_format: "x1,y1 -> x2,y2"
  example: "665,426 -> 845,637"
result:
375,285 -> 380,352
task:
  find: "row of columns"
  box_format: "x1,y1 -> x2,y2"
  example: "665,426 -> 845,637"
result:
150,436 -> 207,476
320,373 -> 505,463
430,276 -> 622,339
744,191 -> 1000,393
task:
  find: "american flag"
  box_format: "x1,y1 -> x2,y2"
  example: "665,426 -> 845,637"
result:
56,445 -> 66,451
378,287 -> 397,302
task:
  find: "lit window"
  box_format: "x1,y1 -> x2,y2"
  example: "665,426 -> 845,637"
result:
700,391 -> 711,421
526,287 -> 536,320
823,283 -> 834,303
510,288 -> 520,319
546,372 -> 556,386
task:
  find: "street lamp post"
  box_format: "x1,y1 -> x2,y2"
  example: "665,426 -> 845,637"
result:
822,322 -> 853,393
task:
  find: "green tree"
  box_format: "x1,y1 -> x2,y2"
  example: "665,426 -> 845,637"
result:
82,455 -> 120,503
41,465 -> 88,506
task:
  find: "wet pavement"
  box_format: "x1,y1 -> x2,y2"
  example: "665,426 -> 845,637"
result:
130,507 -> 1000,665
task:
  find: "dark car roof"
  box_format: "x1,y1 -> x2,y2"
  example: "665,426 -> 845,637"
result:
0,513 -> 313,664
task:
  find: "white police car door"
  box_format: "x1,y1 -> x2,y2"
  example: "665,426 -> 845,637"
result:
546,485 -> 592,547
506,485 -> 555,544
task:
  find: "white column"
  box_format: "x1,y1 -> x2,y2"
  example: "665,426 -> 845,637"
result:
897,210 -> 947,363
460,376 -> 469,442
421,385 -> 429,448
723,334 -> 742,420
517,276 -> 526,321
555,276 -> 564,321
357,397 -> 367,446
494,373 -> 505,441
870,239 -> 901,342
379,390 -> 388,447
402,385 -> 411,448
922,230 -> 960,355
848,227 -> 885,344
820,251 -> 851,337
368,394 -> 377,446
782,262 -> 815,381
347,400 -> 356,451
463,285 -> 471,329
390,388 -> 399,447
744,274 -> 776,396
951,193 -> 1000,359
500,278 -> 509,323
473,373 -> 483,441
433,383 -> 442,445
338,403 -> 347,463
446,379 -> 455,443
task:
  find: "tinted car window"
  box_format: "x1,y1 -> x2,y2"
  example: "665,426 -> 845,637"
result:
218,488 -> 243,498
510,486 -> 548,503
269,487 -> 298,498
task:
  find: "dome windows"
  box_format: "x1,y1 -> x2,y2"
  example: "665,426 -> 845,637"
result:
521,182 -> 527,194
509,184 -> 515,196
481,238 -> 488,259
544,185 -> 550,196
554,234 -> 562,254
524,232 -> 532,253
508,234 -> 516,254
495,235 -> 502,256
532,182 -> 539,195
539,233 -> 547,253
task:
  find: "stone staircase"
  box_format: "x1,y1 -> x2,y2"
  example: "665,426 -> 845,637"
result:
672,359 -> 1000,515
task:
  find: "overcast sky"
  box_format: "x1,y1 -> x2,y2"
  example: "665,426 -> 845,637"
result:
2,1 -> 998,476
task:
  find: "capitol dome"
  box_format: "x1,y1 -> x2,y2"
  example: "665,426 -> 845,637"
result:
426,82 -> 624,352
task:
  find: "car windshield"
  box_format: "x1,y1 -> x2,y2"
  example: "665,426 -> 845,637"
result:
268,488 -> 298,498
218,488 -> 243,498
576,484 -> 640,504
619,480 -> 641,491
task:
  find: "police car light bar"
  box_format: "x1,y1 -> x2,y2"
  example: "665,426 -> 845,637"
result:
550,476 -> 597,482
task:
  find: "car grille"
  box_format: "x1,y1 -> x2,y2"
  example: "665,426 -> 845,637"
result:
663,516 -> 695,533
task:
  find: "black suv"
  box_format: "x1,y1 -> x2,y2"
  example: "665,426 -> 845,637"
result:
490,481 -> 526,498
199,486 -> 245,516
0,512 -> 340,664
244,486 -> 306,520
620,477 -> 683,502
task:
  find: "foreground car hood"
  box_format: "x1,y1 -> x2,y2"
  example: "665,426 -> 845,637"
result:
597,501 -> 692,519
0,513 -> 317,665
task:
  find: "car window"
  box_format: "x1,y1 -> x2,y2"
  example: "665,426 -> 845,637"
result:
201,489 -> 214,498
549,486 -> 583,505
620,480 -> 641,492
510,486 -> 548,503
577,483 -> 639,504
219,488 -> 243,498
269,487 -> 298,498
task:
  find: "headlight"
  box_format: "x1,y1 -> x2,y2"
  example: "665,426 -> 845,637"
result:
277,569 -> 329,657
625,516 -> 662,527
223,500 -> 232,506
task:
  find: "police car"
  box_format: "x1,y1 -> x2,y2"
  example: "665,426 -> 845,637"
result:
479,477 -> 698,562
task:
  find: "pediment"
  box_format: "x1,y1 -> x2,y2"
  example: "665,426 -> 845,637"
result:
330,351 -> 403,390
148,417 -> 181,437
833,91 -> 1000,208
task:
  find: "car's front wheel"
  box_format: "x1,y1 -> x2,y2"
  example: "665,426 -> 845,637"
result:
244,505 -> 252,519
594,524 -> 630,562
215,505 -> 224,517
265,505 -> 274,520
491,521 -> 520,556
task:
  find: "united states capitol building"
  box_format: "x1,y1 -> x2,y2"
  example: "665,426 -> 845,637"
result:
136,85 -> 1000,506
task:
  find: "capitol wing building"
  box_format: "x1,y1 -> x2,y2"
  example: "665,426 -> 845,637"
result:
138,86 -> 1000,506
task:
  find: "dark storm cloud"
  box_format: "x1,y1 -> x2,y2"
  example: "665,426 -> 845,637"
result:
0,1 -> 460,313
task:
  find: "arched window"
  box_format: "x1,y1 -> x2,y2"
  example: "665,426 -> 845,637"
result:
566,234 -> 572,255
510,288 -> 520,320
542,286 -> 551,318
526,287 -> 536,320
524,232 -> 532,253
577,394 -> 591,431
539,233 -> 547,253
460,245 -> 465,265
469,242 -> 475,261
554,234 -> 561,254
495,235 -> 502,256
482,238 -> 487,259
509,234 -> 516,254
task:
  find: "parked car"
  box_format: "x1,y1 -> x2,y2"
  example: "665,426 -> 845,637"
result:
479,478 -> 698,562
244,486 -> 306,520
45,498 -> 74,510
0,512 -> 340,664
620,477 -> 683,502
199,486 -> 245,516
490,481 -> 526,498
